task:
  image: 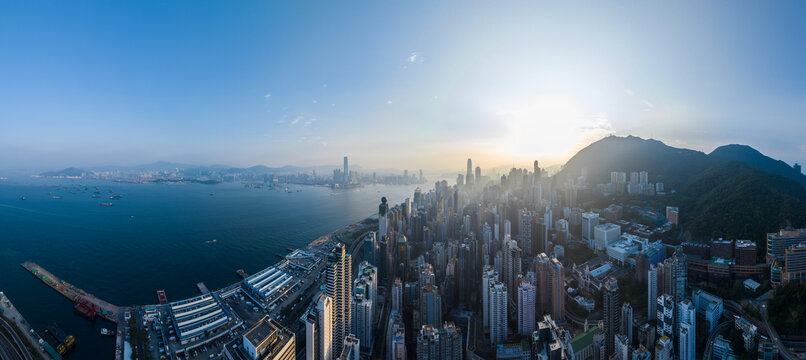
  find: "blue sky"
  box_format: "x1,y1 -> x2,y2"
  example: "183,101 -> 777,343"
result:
1,1 -> 805,171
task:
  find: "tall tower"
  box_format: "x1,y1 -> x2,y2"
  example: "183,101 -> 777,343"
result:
475,166 -> 481,185
466,158 -> 474,185
603,277 -> 620,358
647,265 -> 658,321
309,293 -> 333,360
379,197 -> 389,238
343,156 -> 349,182
621,302 -> 633,344
327,243 -> 352,356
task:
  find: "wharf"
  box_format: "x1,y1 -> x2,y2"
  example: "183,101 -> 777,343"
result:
196,282 -> 209,294
20,261 -> 129,360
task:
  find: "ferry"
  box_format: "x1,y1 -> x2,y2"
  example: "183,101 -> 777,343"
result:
100,328 -> 114,336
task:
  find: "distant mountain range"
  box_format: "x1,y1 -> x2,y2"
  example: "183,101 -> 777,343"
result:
558,135 -> 806,250
40,161 -> 407,177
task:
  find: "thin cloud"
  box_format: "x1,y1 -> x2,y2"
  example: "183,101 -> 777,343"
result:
290,116 -> 302,125
304,118 -> 317,126
387,100 -> 393,105
264,93 -> 272,99
407,52 -> 424,63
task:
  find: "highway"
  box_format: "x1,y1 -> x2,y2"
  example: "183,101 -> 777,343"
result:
702,320 -> 732,360
0,318 -> 27,360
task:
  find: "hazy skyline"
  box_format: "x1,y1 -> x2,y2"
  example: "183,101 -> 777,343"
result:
2,1 -> 805,171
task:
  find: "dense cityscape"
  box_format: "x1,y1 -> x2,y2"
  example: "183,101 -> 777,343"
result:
3,2 -> 806,360
5,140 -> 806,360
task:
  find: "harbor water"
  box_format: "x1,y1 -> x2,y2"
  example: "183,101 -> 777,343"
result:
0,177 -> 418,359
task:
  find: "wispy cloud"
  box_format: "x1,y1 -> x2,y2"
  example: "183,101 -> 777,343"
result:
290,116 -> 302,125
264,93 -> 272,99
800,144 -> 806,152
407,52 -> 424,63
624,89 -> 634,96
387,100 -> 393,105
320,141 -> 328,147
304,118 -> 317,126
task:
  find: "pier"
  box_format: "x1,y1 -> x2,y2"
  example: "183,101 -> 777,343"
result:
196,282 -> 209,294
20,261 -> 130,360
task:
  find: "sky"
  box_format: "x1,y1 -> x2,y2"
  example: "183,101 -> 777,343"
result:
1,1 -> 805,172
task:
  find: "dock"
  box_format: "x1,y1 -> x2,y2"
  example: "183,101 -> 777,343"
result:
196,282 -> 209,294
236,269 -> 248,279
20,261 -> 129,360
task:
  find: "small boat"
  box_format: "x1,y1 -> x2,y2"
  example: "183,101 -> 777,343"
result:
51,196 -> 62,199
110,195 -> 123,199
92,194 -> 101,198
99,203 -> 113,206
19,196 -> 25,200
100,328 -> 113,336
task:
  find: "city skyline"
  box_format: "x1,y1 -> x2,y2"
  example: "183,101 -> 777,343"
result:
2,1 -> 806,170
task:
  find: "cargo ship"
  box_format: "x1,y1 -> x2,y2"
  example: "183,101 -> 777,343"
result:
40,329 -> 67,355
73,297 -> 98,320
48,323 -> 75,351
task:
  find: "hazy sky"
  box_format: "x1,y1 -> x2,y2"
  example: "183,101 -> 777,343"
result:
1,1 -> 805,171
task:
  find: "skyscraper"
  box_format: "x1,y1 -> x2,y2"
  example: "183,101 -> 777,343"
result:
327,243 -> 352,356
489,281 -> 508,345
416,323 -> 463,360
677,299 -> 696,360
603,277 -> 620,358
379,197 -> 389,238
387,310 -> 406,360
466,158 -> 474,185
482,266 -> 498,327
517,279 -> 536,335
307,293 -> 333,360
419,284 -> 442,327
475,166 -> 481,185
647,265 -> 658,321
657,294 -> 674,341
343,156 -> 349,182
621,302 -> 633,344
391,278 -> 403,313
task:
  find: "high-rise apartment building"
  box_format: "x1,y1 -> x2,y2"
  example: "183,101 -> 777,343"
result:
415,322 -> 463,360
517,279 -> 536,335
647,265 -> 658,321
482,266 -> 499,327
656,294 -> 674,341
603,277 -> 620,358
582,212 -> 600,245
621,302 -> 633,344
489,281 -> 508,345
306,293 -> 333,360
327,243 -> 352,356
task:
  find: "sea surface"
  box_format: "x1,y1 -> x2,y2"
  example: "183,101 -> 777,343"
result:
0,177 -> 418,359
